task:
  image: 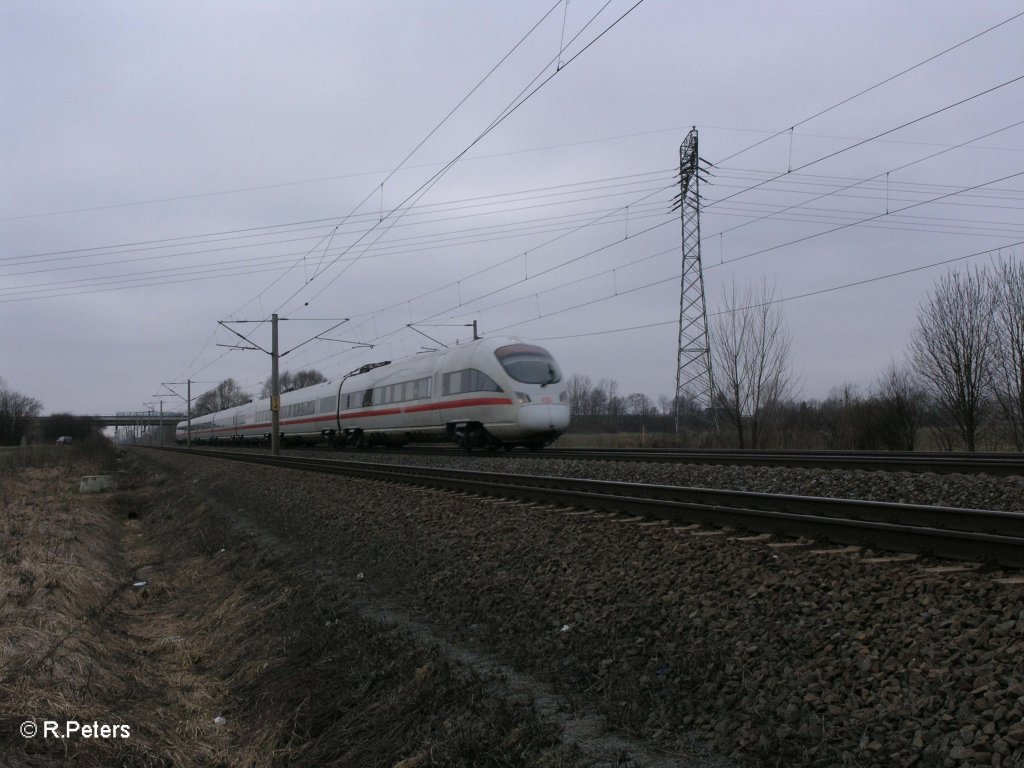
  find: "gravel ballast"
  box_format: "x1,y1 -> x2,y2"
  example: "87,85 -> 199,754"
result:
142,449 -> 1024,767
335,452 -> 1024,512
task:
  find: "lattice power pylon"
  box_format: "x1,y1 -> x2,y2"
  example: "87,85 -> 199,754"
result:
672,127 -> 716,432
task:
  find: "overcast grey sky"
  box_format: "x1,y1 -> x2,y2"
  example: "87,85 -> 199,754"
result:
3,1 -> 1023,415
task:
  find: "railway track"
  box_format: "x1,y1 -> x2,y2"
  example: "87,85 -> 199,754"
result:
160,446 -> 1024,568
172,442 -> 1024,475
397,445 -> 1024,475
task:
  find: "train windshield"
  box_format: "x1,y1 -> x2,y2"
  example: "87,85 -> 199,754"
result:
494,344 -> 561,386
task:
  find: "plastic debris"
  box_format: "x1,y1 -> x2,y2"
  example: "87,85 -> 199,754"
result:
356,571 -> 365,581
132,580 -> 148,589
560,624 -> 571,633
213,715 -> 226,726
79,475 -> 116,494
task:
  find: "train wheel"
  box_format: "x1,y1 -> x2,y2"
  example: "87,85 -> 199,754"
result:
453,425 -> 472,451
469,426 -> 491,450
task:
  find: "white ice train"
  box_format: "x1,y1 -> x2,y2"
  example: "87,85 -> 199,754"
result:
175,337 -> 571,450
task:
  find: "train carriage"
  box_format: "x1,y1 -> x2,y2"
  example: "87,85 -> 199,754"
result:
176,337 -> 570,449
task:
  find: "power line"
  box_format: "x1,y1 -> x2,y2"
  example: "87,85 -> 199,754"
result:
0,198 -> 677,298
366,165 -> 1024,349
267,1 -> 626,313
713,8 -> 1024,166
6,167 -> 673,264
522,240 -> 1023,344
2,177 -> 675,276
706,73 -> 1024,212
709,167 -> 1024,268
705,118 -> 1024,241
291,0 -> 648,312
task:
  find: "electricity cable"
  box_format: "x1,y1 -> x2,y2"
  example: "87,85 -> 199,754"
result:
713,8 -> 1024,166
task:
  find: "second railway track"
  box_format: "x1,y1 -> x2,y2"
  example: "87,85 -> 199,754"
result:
161,447 -> 1024,568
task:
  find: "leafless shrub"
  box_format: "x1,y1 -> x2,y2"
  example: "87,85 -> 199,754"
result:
873,361 -> 925,451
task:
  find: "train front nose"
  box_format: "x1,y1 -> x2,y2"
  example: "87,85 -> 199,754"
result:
517,402 -> 570,434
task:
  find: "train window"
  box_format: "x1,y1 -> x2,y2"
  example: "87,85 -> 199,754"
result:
495,344 -> 561,385
442,368 -> 502,396
319,396 -> 337,413
470,369 -> 501,393
443,371 -> 463,395
342,377 -> 434,406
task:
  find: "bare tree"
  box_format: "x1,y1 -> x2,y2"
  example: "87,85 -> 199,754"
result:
261,369 -> 327,398
566,374 -> 592,416
587,384 -> 608,416
711,278 -> 796,448
625,392 -> 655,416
194,378 -> 252,417
657,394 -> 674,416
599,378 -> 623,419
0,377 -> 43,445
991,258 -> 1024,449
910,267 -> 996,452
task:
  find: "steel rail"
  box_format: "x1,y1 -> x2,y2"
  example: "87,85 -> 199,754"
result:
158,447 -> 1024,567
396,445 -> 1024,475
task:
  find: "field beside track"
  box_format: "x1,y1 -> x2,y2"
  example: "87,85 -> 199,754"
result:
0,445 -> 567,768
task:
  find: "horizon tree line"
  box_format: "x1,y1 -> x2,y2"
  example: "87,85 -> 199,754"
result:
567,256 -> 1024,452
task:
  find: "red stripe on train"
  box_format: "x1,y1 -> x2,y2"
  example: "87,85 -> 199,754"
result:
183,396 -> 516,433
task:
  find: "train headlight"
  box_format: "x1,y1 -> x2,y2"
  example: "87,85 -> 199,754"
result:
514,391 -> 532,404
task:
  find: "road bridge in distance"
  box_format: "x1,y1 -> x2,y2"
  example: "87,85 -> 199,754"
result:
33,412 -> 186,428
